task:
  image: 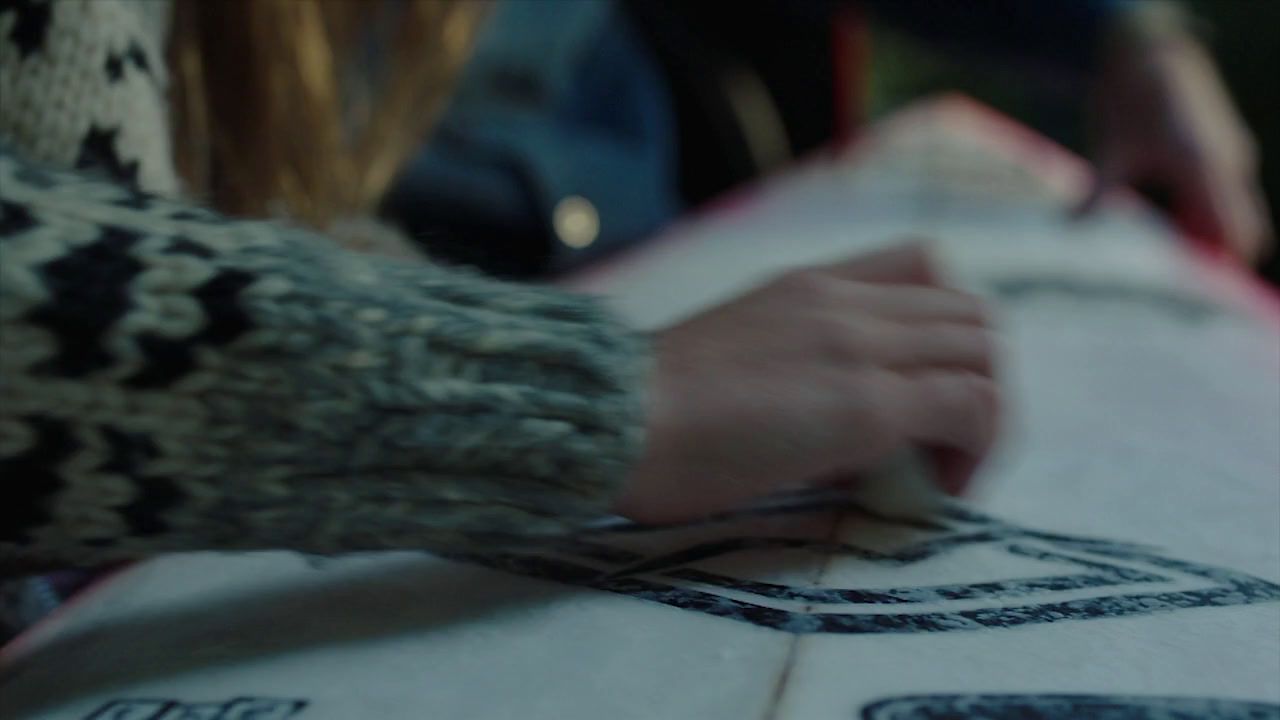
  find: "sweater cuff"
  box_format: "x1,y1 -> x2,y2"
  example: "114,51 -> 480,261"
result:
190,239 -> 652,554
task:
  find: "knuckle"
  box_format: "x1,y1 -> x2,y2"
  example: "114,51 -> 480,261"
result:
927,373 -> 983,412
834,370 -> 896,428
775,267 -> 819,293
976,328 -> 999,363
858,372 -> 910,445
959,294 -> 992,324
776,267 -> 839,301
932,288 -> 989,324
820,318 -> 874,361
962,375 -> 999,423
954,325 -> 997,358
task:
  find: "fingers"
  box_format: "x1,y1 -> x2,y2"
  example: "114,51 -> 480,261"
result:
873,322 -> 996,375
891,371 -> 1000,461
1245,185 -> 1276,262
1214,180 -> 1267,263
1180,168 -> 1273,263
842,284 -> 988,325
815,282 -> 994,373
821,242 -> 941,285
928,445 -> 982,497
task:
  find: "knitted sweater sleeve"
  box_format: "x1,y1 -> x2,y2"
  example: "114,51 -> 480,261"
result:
0,0 -> 649,574
0,148 -> 649,573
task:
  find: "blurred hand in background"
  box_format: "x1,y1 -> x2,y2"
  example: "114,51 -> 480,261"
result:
1081,2 -> 1273,264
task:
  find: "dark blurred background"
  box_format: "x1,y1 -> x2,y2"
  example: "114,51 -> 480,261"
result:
866,0 -> 1280,284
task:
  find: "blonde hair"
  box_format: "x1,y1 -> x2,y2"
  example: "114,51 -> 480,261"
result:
169,0 -> 487,229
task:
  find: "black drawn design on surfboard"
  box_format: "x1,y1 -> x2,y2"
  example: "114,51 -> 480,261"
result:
84,696 -> 307,720
860,694 -> 1280,719
447,502 -> 1280,634
987,276 -> 1223,323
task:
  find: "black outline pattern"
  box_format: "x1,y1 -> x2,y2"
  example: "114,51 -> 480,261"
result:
860,694 -> 1280,719
1,0 -> 52,60
450,501 -> 1280,634
84,696 -> 307,720
988,276 -> 1222,323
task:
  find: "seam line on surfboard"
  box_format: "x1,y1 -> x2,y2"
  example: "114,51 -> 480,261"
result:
759,510 -> 846,720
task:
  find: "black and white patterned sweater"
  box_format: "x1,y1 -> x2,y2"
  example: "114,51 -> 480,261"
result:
0,0 -> 648,577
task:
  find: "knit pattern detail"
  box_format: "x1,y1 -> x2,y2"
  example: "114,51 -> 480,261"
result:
0,0 -> 178,195
0,0 -> 649,573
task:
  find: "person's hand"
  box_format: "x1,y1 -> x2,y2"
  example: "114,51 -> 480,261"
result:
613,244 -> 1000,525
1079,3 -> 1272,263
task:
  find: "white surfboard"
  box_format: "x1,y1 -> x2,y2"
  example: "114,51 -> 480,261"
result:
3,96 -> 1277,720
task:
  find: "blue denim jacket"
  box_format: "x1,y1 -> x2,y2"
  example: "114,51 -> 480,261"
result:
383,0 -> 1119,277
383,0 -> 678,277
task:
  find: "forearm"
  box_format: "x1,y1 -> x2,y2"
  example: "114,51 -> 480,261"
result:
1,149 -> 648,573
